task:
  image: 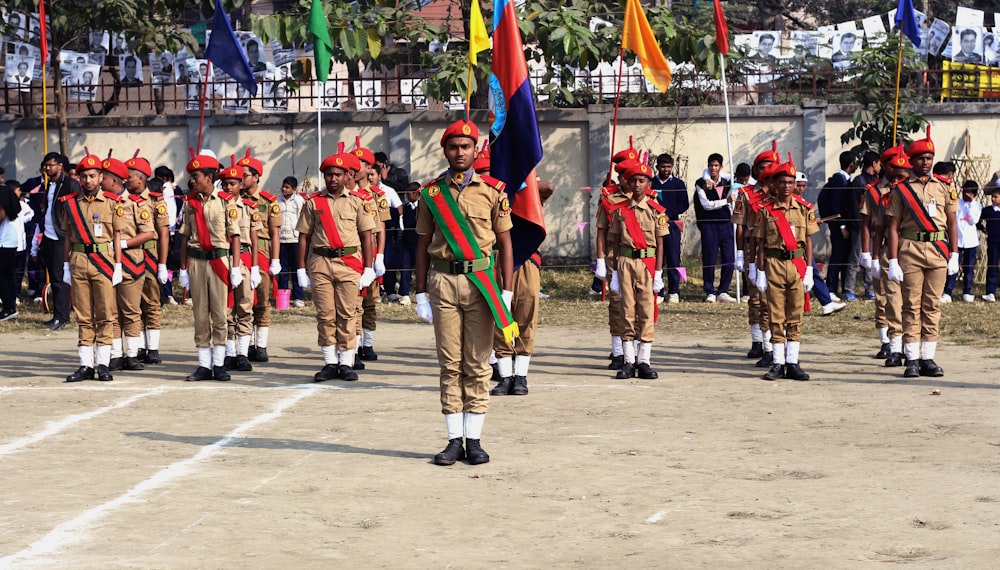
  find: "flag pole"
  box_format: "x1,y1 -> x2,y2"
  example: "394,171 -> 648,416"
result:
196,60 -> 212,153
608,44 -> 626,182
892,29 -> 904,145
719,51 -> 739,302
41,62 -> 49,155
317,80 -> 323,181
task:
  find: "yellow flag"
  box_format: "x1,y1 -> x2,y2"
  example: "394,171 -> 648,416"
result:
469,0 -> 490,66
622,0 -> 672,92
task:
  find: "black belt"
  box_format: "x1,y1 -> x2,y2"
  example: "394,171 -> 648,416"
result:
72,243 -> 110,253
765,247 -> 804,260
618,245 -> 657,259
240,244 -> 252,253
313,246 -> 358,258
901,229 -> 946,242
188,247 -> 229,260
431,255 -> 492,274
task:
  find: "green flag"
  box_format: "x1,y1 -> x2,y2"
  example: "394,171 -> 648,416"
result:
309,0 -> 333,82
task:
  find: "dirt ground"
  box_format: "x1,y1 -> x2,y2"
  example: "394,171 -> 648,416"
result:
2,320 -> 1000,568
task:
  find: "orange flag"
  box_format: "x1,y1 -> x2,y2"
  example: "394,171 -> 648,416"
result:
622,0 -> 671,92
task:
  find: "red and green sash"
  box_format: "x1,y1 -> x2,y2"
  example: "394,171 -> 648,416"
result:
422,179 -> 519,344
747,187 -> 768,213
896,181 -> 949,259
601,195 -> 629,222
63,196 -> 115,280
188,195 -> 233,308
620,199 -> 661,322
312,194 -> 364,275
763,200 -> 807,279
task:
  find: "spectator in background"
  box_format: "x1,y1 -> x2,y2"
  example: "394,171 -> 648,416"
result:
850,151 -> 881,300
383,181 -> 420,305
0,180 -> 26,320
33,152 -> 80,329
277,176 -> 305,307
733,162 -> 753,190
978,185 -> 1000,302
944,180 -> 982,302
694,152 -> 737,303
818,151 -> 857,300
154,165 -> 179,305
9,180 -> 34,304
652,153 -> 689,303
373,151 -> 409,194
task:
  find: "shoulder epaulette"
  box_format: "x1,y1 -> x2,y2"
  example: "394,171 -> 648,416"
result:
648,200 -> 666,214
371,184 -> 386,197
479,174 -> 507,192
259,190 -> 277,202
306,192 -> 323,201
103,191 -> 123,202
148,191 -> 163,199
350,188 -> 370,200
127,193 -> 144,203
421,176 -> 445,191
242,199 -> 257,208
865,181 -> 878,192
218,191 -> 234,201
59,192 -> 79,202
933,174 -> 954,185
792,194 -> 814,209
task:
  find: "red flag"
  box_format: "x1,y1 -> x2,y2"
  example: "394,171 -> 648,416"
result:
38,0 -> 49,64
713,0 -> 729,55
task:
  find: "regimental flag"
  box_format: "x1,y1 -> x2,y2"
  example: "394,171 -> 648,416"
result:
713,0 -> 730,55
38,0 -> 49,64
488,0 -> 545,269
622,0 -> 671,92
469,0 -> 490,66
204,0 -> 257,96
309,0 -> 334,82
894,0 -> 922,47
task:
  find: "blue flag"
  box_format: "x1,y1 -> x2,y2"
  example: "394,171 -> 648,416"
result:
205,0 -> 258,96
894,0 -> 922,48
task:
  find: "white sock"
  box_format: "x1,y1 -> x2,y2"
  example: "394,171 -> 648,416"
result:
889,336 -> 902,353
772,343 -> 786,365
633,340 -> 639,355
111,338 -> 123,359
904,342 -> 920,361
138,333 -> 147,350
920,340 -> 937,360
878,327 -> 889,344
339,347 -> 356,367
445,413 -> 464,440
238,335 -> 252,357
363,329 -> 375,347
321,345 -> 338,365
212,345 -> 226,367
623,339 -> 636,364
125,336 -> 142,358
497,356 -> 513,378
226,339 -> 237,357
611,336 -> 623,357
464,412 -> 485,439
79,345 -> 95,368
762,330 -> 773,352
256,327 -> 269,349
786,341 -> 800,364
488,350 -> 497,365
146,329 -> 159,350
750,324 -> 763,342
513,355 -> 531,376
198,347 -> 212,369
96,344 -> 112,367
637,342 -> 652,364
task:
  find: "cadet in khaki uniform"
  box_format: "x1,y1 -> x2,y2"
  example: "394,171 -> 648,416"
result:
352,142 -> 390,361
102,157 -> 156,371
237,150 -> 282,362
178,153 -> 243,382
219,162 -> 262,372
124,154 -> 171,365
885,127 -> 959,378
62,153 -> 125,382
608,163 -> 668,380
335,151 -> 374,371
296,153 -> 376,382
753,157 -> 820,381
414,120 -> 513,467
859,146 -> 909,366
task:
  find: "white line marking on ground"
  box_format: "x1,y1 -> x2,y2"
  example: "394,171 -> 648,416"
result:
0,387 -> 316,567
646,510 -> 669,523
0,388 -> 165,457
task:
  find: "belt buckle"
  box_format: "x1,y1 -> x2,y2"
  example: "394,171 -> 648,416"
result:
333,248 -> 344,257
459,260 -> 474,273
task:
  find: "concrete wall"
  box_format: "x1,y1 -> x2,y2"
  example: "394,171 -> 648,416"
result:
6,102 -> 1000,263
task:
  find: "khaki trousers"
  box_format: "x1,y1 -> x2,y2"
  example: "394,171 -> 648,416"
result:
115,273 -> 145,338
228,264 -> 253,338
308,255 -> 362,349
875,254 -> 902,336
140,269 -> 162,330
619,257 -> 656,343
189,257 -> 230,347
764,257 -> 805,344
429,270 -> 492,415
70,251 -> 118,346
899,240 -> 947,343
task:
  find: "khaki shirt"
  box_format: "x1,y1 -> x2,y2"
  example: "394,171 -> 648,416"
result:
297,188 -> 377,249
732,185 -> 767,229
180,190 -> 240,249
140,188 -> 172,229
597,191 -> 629,234
60,191 -> 126,245
754,197 -> 820,249
416,172 -> 513,261
359,182 -> 392,224
611,194 -> 670,248
119,193 -> 155,241
858,179 -> 892,232
242,188 -> 283,241
237,198 -> 264,244
886,176 -> 958,232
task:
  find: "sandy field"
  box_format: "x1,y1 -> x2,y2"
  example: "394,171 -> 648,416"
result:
2,321 -> 1000,568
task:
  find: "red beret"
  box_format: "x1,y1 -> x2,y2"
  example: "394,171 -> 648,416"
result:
623,163 -> 653,182
771,160 -> 797,180
887,152 -> 913,170
339,151 -> 360,172
320,153 -> 352,173
237,154 -> 264,177
612,148 -> 640,164
217,164 -> 243,181
76,154 -> 104,172
125,156 -> 152,178
614,158 -> 640,175
440,120 -> 479,147
879,146 -> 901,164
473,146 -> 490,173
906,125 -> 934,158
353,147 -> 375,166
757,162 -> 778,180
186,154 -> 220,173
101,158 -> 129,181
753,140 -> 780,168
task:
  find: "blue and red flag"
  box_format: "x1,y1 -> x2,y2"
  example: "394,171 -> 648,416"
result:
205,0 -> 258,97
488,0 -> 545,269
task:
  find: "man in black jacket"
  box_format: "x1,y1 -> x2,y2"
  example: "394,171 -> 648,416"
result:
33,153 -> 81,329
850,151 -> 881,299
818,151 -> 857,300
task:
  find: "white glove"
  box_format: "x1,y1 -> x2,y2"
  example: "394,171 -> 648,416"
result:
249,265 -> 262,289
594,258 -> 607,281
887,258 -> 903,282
869,260 -> 882,280
179,269 -> 190,289
112,263 -> 123,286
269,258 -> 281,276
157,263 -> 169,284
735,250 -> 745,272
120,239 -> 129,250
416,292 -> 433,324
803,266 -> 814,293
947,252 -> 959,275
754,270 -> 768,293
297,267 -> 311,290
374,253 -> 386,277
501,289 -> 513,311
860,251 -> 872,272
62,261 -> 72,285
230,266 -> 243,288
652,270 -> 664,293
748,263 -> 758,284
609,270 -> 620,294
359,266 -> 376,289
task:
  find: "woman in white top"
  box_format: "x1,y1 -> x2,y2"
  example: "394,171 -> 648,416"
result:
943,181 -> 983,302
0,180 -> 33,320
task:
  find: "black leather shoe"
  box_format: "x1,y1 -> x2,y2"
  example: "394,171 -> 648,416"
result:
635,363 -> 658,379
511,375 -> 529,395
353,358 -> 365,370
747,341 -> 764,359
491,363 -> 501,382
137,348 -> 147,363
755,352 -> 773,368
491,376 -> 514,395
885,352 -> 904,367
313,364 -> 340,382
123,356 -> 144,371
45,319 -> 67,331
616,363 -> 635,379
235,355 -> 253,372
338,365 -> 358,381
186,366 -> 214,381
213,366 -> 231,381
919,359 -> 944,377
784,363 -> 810,381
762,363 -> 785,380
608,355 -> 624,370
358,346 -> 378,361
465,439 -> 490,465
903,359 -> 920,378
434,438 -> 465,466
43,318 -> 57,327
108,357 -> 123,371
224,356 -> 237,370
251,347 -> 269,362
95,365 -> 113,381
66,366 -> 95,382
247,346 -> 257,360
875,343 -> 891,359
144,349 -> 162,364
